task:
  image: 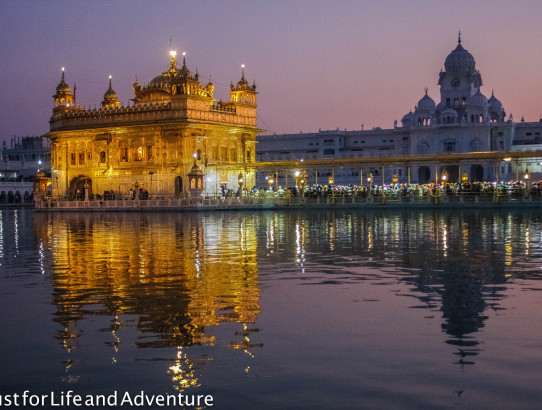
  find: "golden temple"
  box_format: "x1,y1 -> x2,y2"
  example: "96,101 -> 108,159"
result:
46,51 -> 261,199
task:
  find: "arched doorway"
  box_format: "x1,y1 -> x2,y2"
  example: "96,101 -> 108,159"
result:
418,166 -> 431,184
174,176 -> 183,197
69,176 -> 92,200
470,165 -> 484,182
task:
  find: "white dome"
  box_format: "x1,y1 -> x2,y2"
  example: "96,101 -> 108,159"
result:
401,111 -> 414,123
469,91 -> 488,108
488,91 -> 503,111
416,91 -> 436,112
444,42 -> 476,73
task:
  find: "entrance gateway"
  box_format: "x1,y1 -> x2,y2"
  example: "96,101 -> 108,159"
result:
69,176 -> 92,200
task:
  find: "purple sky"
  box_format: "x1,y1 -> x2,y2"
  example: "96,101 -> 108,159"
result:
2,0 -> 542,141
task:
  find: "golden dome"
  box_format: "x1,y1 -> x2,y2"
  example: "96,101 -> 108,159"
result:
231,66 -> 256,92
102,77 -> 120,108
55,70 -> 71,94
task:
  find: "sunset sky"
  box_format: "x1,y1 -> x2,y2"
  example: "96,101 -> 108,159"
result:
2,0 -> 542,141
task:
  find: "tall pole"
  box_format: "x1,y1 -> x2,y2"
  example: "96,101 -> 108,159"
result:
407,165 -> 411,185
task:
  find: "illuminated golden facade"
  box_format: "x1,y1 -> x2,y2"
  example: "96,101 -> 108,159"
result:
46,52 -> 260,199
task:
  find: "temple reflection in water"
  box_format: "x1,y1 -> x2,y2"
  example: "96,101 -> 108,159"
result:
33,212 -> 261,389
26,209 -> 542,393
253,210 -> 534,359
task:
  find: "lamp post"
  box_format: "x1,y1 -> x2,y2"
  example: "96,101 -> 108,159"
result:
267,174 -> 274,191
441,169 -> 448,196
524,169 -> 530,192
238,172 -> 244,198
367,173 -> 373,197
298,170 -> 308,198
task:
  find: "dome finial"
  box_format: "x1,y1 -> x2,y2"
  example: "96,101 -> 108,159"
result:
241,64 -> 245,80
182,51 -> 187,69
102,75 -> 119,108
61,67 -> 65,81
169,50 -> 177,70
424,87 -> 428,95
458,30 -> 461,44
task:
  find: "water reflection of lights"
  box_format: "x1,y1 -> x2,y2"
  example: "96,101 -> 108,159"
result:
266,219 -> 275,253
228,323 -> 261,373
0,212 -> 3,260
111,315 -> 121,364
329,223 -> 335,252
443,225 -> 448,257
367,225 -> 373,251
195,249 -> 200,276
462,224 -> 468,249
168,347 -> 200,391
295,222 -> 305,273
525,228 -> 530,256
39,242 -> 45,275
505,214 -> 512,266
14,211 -> 19,254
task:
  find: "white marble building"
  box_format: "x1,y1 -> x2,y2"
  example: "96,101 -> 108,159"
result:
257,35 -> 542,187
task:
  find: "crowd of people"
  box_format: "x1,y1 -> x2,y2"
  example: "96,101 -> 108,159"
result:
57,180 -> 542,202
243,181 -> 542,199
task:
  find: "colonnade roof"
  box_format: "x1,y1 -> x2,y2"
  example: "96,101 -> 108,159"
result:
253,151 -> 542,169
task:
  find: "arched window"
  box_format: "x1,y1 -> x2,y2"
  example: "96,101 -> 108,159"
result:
174,176 -> 183,196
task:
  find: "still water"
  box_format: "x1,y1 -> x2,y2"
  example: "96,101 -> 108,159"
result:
1,209 -> 542,409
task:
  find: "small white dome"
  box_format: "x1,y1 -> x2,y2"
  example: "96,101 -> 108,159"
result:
416,91 -> 436,112
401,111 -> 414,123
488,91 -> 503,111
469,91 -> 488,108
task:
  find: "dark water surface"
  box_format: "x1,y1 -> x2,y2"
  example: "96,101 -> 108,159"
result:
1,209 -> 542,409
